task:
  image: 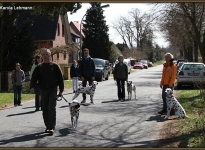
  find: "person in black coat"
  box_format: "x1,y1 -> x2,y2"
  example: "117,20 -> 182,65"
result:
70,60 -> 79,93
79,48 -> 96,104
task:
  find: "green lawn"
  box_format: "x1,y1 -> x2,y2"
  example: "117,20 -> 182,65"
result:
0,80 -> 72,108
174,88 -> 205,147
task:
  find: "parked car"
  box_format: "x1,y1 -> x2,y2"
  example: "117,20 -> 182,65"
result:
177,61 -> 185,72
93,58 -> 110,82
177,59 -> 188,65
140,60 -> 148,69
113,59 -> 131,74
133,62 -> 144,69
148,61 -> 153,67
176,62 -> 205,88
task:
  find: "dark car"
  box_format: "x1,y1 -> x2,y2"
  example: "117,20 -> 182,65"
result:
133,62 -> 144,69
140,60 -> 148,69
93,58 -> 110,82
147,61 -> 153,67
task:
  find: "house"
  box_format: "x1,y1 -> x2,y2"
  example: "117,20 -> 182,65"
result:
70,21 -> 85,44
16,12 -> 79,64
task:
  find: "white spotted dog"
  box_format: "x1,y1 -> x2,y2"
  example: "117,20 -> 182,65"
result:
78,81 -> 89,88
164,88 -> 188,119
69,99 -> 80,130
72,81 -> 98,104
127,81 -> 136,100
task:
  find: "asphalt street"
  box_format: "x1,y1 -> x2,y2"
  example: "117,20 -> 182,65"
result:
0,64 -> 167,147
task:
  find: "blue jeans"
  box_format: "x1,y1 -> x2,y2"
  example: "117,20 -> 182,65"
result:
116,78 -> 126,99
13,85 -> 23,105
162,85 -> 173,111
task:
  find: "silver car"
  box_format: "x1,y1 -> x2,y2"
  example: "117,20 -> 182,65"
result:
176,62 -> 205,88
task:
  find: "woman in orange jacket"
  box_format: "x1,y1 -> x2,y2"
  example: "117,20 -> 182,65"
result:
158,52 -> 177,114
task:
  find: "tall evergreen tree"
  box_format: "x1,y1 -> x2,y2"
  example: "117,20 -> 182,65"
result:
82,2 -> 110,60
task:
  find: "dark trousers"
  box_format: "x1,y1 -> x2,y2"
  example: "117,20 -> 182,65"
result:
13,85 -> 22,105
35,83 -> 41,109
116,78 -> 126,99
82,77 -> 93,100
41,88 -> 57,130
162,85 -> 173,111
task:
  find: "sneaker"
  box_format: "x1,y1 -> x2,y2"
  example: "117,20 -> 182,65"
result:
90,101 -> 94,104
81,100 -> 86,103
18,104 -> 23,106
48,129 -> 54,135
122,98 -> 125,101
14,104 -> 18,107
158,110 -> 167,114
45,128 -> 49,133
118,98 -> 121,101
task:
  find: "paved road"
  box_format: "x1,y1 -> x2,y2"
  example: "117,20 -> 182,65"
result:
0,64 -> 166,147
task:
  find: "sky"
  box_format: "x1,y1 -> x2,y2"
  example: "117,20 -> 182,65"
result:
67,3 -> 169,48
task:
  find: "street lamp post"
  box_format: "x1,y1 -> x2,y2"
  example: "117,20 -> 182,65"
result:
79,4 -> 110,60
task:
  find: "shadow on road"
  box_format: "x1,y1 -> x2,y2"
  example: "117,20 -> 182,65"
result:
22,106 -> 35,109
57,128 -> 72,137
0,132 -> 48,146
101,99 -> 119,103
6,110 -> 36,117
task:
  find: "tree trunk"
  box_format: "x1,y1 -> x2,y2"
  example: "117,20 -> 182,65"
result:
194,40 -> 198,62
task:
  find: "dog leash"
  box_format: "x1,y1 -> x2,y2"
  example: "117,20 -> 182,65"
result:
56,95 -> 68,102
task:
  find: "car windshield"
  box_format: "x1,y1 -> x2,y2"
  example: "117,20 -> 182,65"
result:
93,59 -> 104,67
140,60 -> 147,64
182,64 -> 205,70
135,62 -> 141,65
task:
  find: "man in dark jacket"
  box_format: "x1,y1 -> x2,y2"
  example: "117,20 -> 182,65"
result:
30,49 -> 64,135
79,48 -> 96,104
113,55 -> 128,101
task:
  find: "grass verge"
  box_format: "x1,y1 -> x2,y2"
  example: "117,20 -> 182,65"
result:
0,80 -> 72,109
157,88 -> 205,147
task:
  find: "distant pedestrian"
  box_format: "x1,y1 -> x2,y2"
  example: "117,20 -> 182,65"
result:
158,52 -> 177,114
70,60 -> 79,93
30,55 -> 42,111
79,48 -> 96,104
30,49 -> 64,135
11,63 -> 26,106
113,55 -> 128,101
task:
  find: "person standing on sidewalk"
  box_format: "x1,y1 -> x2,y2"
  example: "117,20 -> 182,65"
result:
158,52 -> 177,114
79,48 -> 95,104
113,55 -> 128,101
30,55 -> 42,111
70,60 -> 79,93
11,63 -> 26,106
30,49 -> 64,135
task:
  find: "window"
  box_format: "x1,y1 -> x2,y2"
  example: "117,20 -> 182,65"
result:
57,23 -> 60,36
62,24 -> 64,37
57,53 -> 59,60
64,53 -> 66,60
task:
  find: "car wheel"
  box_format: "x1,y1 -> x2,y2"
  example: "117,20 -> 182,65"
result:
105,72 -> 109,80
176,83 -> 182,89
99,74 -> 103,82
